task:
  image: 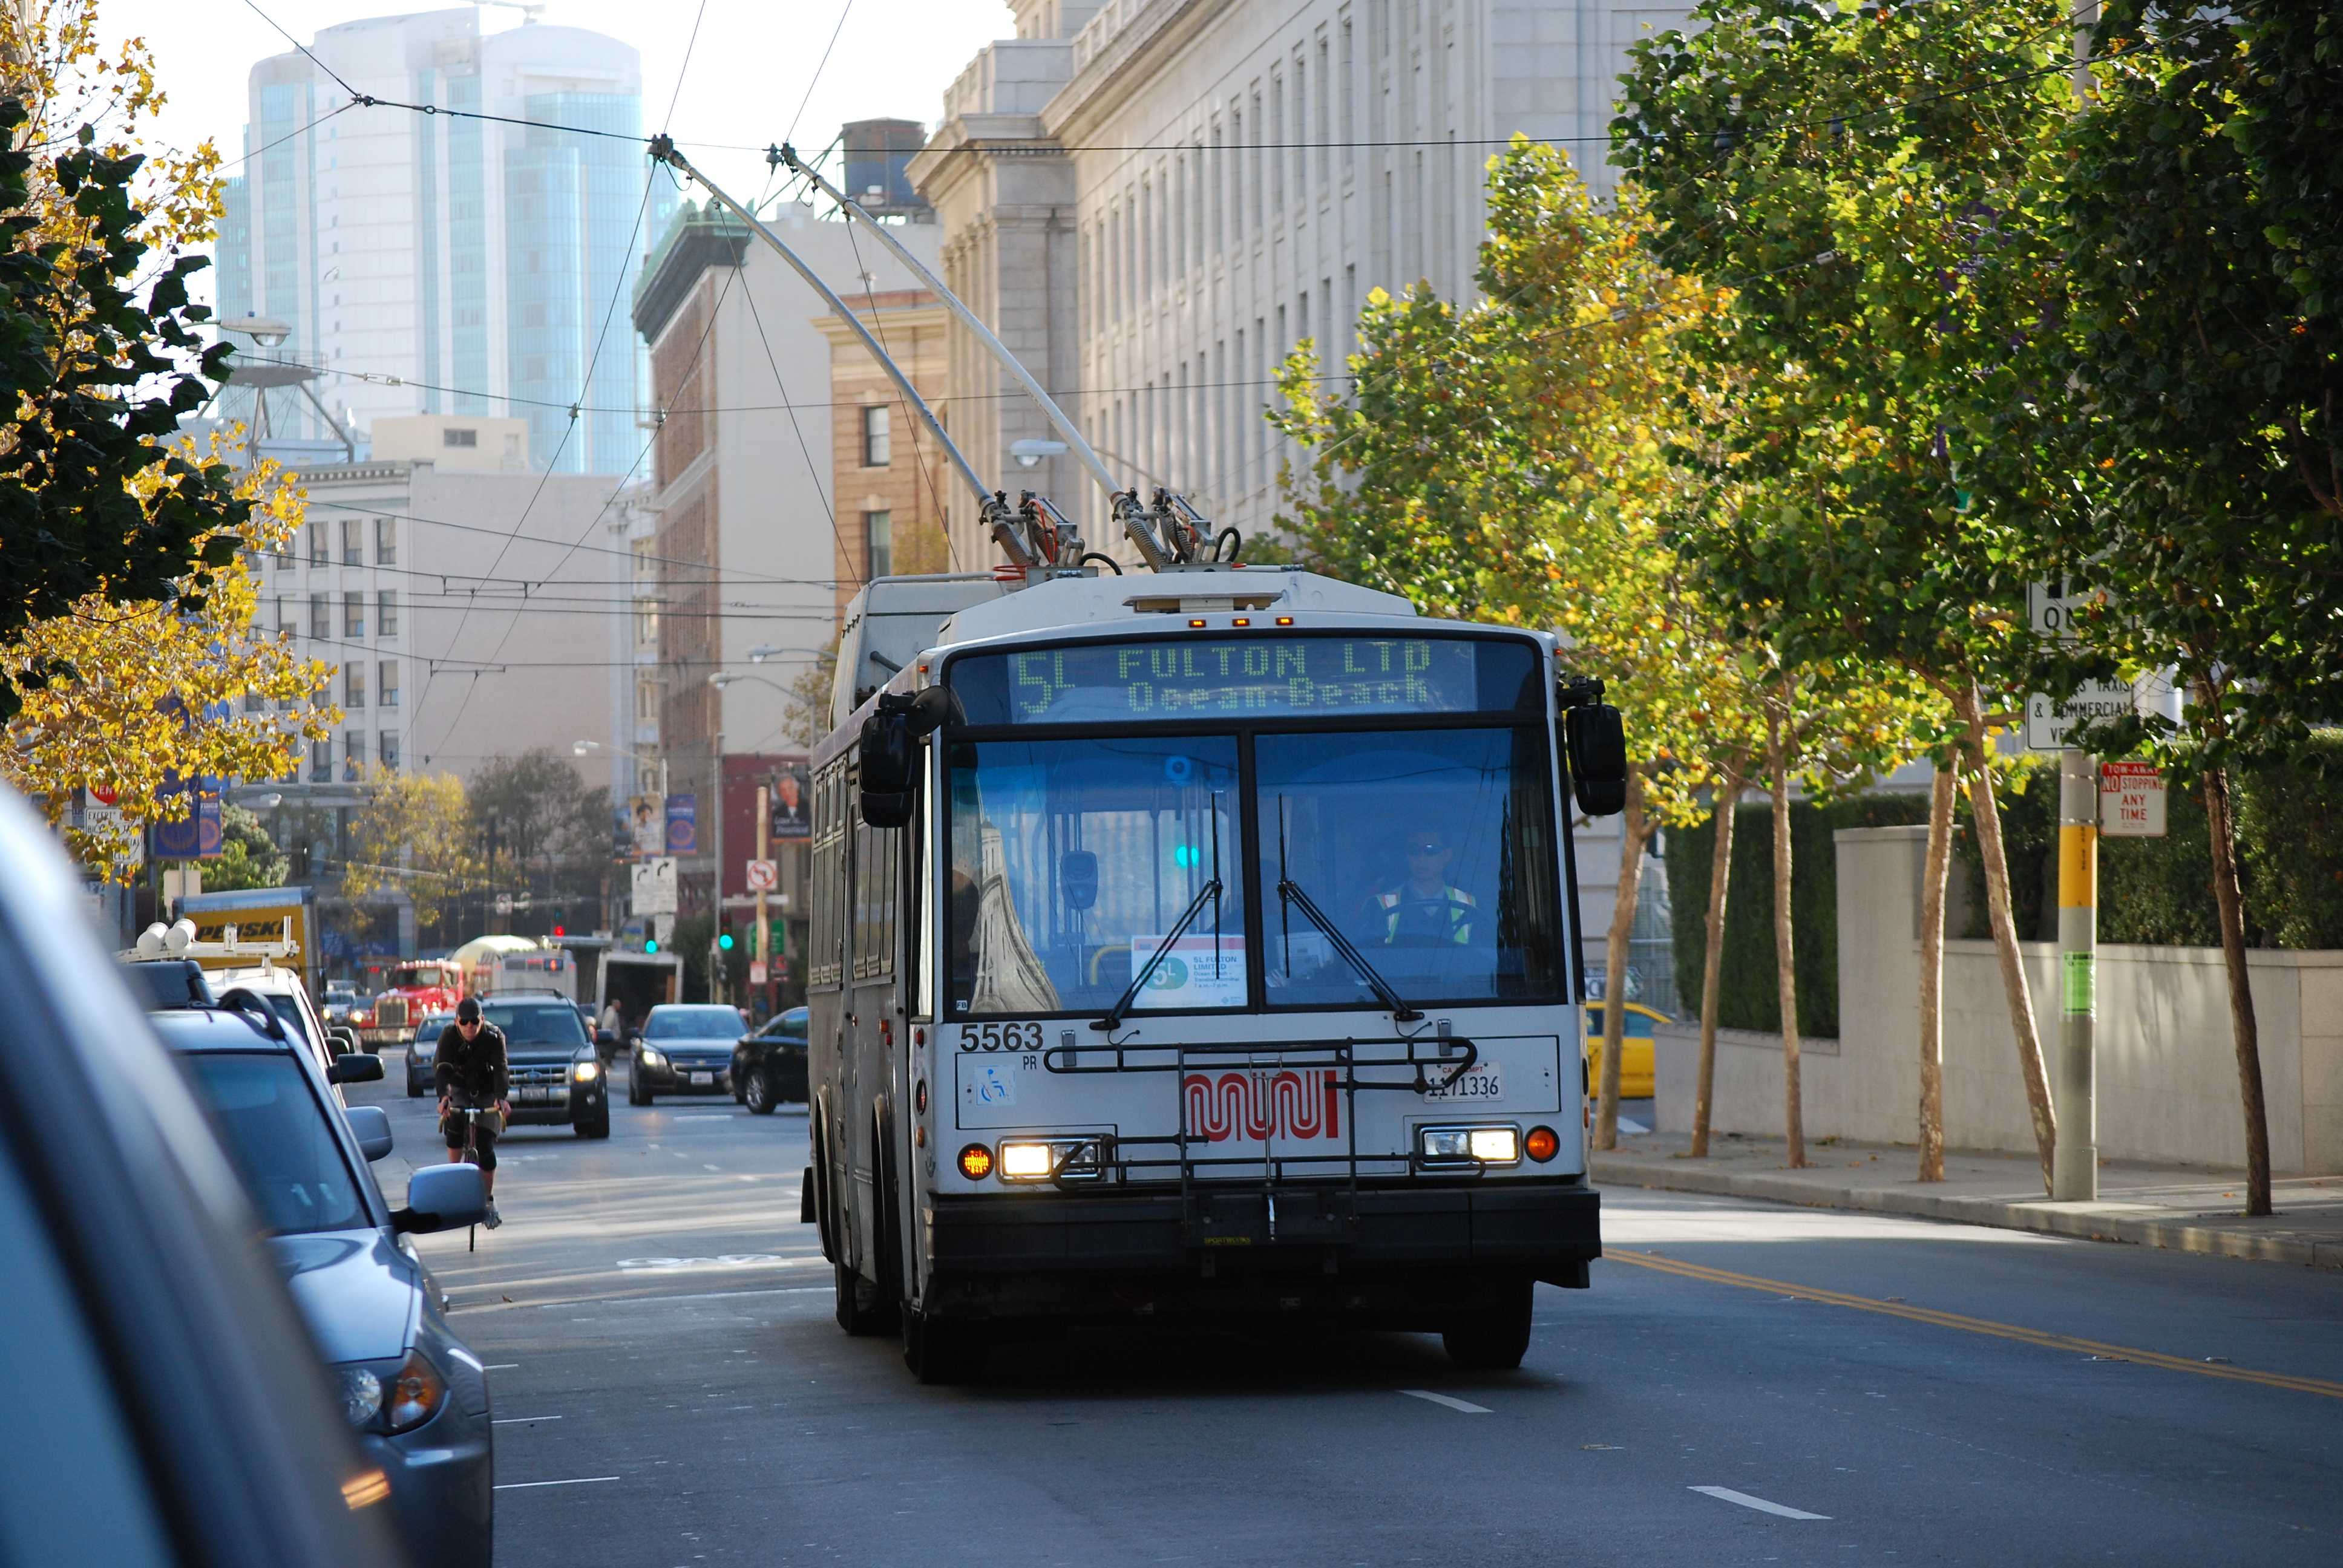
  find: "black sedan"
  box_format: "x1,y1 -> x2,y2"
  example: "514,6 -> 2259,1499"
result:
628,1004 -> 746,1104
732,1006 -> 809,1114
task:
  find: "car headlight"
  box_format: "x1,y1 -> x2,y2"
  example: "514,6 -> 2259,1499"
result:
384,1348 -> 445,1434
640,1048 -> 666,1069
338,1367 -> 382,1428
1417,1124 -> 1521,1166
573,1060 -> 600,1082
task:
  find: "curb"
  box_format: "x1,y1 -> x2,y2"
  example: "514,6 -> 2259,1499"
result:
1588,1155 -> 2343,1270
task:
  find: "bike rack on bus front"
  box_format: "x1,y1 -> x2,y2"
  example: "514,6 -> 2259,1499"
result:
1040,1035 -> 1490,1265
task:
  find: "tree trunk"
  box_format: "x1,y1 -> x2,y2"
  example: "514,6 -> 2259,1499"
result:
1767,699 -> 1805,1169
1691,748 -> 1748,1159
1917,763 -> 1955,1182
2195,687 -> 2271,1215
1951,680 -> 2057,1191
1593,770 -> 1653,1152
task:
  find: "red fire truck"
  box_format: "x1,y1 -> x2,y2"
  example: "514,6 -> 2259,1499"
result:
359,958 -> 465,1051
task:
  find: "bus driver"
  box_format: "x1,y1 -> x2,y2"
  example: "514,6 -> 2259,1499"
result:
1369,825 -> 1480,947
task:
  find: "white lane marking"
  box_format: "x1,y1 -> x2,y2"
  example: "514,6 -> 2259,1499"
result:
492,1416 -> 563,1425
457,1285 -> 830,1315
703,1164 -> 722,1172
1399,1390 -> 1490,1414
494,1476 -> 620,1491
484,1364 -> 519,1370
614,1254 -> 792,1271
1690,1486 -> 1830,1520
675,1115 -> 732,1120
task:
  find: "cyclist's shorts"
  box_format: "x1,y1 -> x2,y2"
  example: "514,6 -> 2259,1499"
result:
441,1108 -> 503,1169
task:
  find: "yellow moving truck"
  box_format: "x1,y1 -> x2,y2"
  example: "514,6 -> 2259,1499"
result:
179,886 -> 318,997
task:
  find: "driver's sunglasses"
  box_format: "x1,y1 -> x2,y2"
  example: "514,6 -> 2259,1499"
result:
459,1019 -> 481,1030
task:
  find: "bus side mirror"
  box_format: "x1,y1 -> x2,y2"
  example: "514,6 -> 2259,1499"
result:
1560,684 -> 1627,817
859,711 -> 915,829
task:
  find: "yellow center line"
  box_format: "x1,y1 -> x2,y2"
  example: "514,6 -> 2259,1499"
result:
1607,1251 -> 2343,1400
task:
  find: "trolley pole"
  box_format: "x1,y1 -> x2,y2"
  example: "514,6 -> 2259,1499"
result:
2053,748 -> 2099,1200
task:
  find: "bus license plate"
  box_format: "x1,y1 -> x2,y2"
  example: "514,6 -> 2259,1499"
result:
518,1086 -> 549,1105
1421,1065 -> 1503,1102
690,1071 -> 713,1086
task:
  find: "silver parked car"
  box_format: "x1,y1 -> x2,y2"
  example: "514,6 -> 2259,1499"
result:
156,998 -> 496,1567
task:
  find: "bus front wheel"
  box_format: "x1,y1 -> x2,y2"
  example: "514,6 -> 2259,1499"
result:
902,1310 -> 986,1385
1441,1276 -> 1535,1370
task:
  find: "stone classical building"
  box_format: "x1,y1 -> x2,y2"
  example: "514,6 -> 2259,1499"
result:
910,0 -> 1686,566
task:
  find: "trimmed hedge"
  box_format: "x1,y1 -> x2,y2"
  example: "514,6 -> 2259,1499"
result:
1666,794 -> 1932,1039
1961,735 -> 2343,949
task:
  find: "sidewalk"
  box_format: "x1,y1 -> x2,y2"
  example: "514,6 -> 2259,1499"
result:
1590,1129 -> 2343,1270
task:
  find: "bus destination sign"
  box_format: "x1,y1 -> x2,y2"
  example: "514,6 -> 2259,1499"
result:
952,636 -> 1499,724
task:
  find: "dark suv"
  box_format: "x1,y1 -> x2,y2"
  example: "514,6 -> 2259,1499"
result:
478,996 -> 611,1137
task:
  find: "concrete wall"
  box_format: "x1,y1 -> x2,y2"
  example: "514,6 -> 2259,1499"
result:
1654,823 -> 2343,1175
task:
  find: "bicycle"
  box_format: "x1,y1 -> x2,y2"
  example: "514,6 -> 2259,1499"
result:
442,1102 -> 497,1252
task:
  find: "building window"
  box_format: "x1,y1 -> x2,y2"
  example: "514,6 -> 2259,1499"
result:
378,590 -> 397,636
309,738 -> 330,782
378,660 -> 399,708
243,688 -> 264,714
309,593 -> 329,641
861,404 -> 891,468
341,518 -> 362,565
344,661 -> 366,709
379,730 -> 399,770
307,524 -> 326,566
375,518 -> 396,564
444,427 -> 478,448
634,673 -> 660,724
275,595 -> 291,636
634,596 -> 658,650
343,591 -> 365,638
342,731 -> 364,780
865,510 -> 893,580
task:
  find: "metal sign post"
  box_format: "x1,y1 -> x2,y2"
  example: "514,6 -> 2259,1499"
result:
2029,581 -> 2100,1201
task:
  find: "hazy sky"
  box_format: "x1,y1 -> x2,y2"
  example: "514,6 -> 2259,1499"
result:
103,0 -> 1018,290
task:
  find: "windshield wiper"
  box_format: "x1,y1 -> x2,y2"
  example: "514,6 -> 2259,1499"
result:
1276,795 -> 1423,1023
1094,792 -> 1225,1033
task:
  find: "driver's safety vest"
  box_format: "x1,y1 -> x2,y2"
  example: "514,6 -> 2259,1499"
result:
1376,885 -> 1478,944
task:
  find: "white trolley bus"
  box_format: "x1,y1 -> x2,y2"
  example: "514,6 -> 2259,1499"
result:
641,136 -> 1625,1383
804,569 -> 1624,1380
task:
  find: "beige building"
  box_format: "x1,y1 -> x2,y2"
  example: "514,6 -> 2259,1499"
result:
631,200 -> 940,909
912,0 -> 1689,566
812,290 -> 955,626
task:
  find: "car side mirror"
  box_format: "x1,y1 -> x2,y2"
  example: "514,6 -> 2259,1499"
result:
1061,849 -> 1099,911
329,1053 -> 384,1085
343,1105 -> 393,1161
394,1163 -> 487,1235
859,709 -> 916,829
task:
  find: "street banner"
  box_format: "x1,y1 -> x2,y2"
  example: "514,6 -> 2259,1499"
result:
665,793 -> 698,855
2100,761 -> 2167,838
770,758 -> 811,841
626,794 -> 664,859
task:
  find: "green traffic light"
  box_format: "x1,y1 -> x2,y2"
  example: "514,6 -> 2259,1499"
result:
644,938 -> 658,952
718,932 -> 734,950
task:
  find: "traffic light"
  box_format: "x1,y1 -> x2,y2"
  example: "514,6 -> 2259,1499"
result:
717,912 -> 735,952
718,930 -> 735,951
552,923 -> 565,938
644,938 -> 659,953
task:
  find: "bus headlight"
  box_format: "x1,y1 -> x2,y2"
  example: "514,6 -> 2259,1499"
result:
996,1138 -> 1106,1183
1418,1125 -> 1521,1166
998,1141 -> 1056,1180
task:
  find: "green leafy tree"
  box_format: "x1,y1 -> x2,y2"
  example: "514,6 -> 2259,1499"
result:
2048,0 -> 2343,1215
0,103 -> 246,713
1615,0 -> 2077,1187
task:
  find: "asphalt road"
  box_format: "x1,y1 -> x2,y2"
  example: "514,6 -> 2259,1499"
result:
352,1057 -> 2343,1567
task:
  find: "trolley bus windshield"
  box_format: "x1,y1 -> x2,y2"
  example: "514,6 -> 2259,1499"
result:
942,635 -> 1562,1019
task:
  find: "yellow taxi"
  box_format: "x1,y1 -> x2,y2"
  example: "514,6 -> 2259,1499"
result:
1584,1001 -> 1670,1101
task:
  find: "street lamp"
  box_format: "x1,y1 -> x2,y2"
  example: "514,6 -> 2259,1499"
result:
574,738 -> 667,800
709,671 -> 790,693
745,644 -> 827,664
218,315 -> 291,347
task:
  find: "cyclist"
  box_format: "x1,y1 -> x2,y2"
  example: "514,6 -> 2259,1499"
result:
435,998 -> 511,1229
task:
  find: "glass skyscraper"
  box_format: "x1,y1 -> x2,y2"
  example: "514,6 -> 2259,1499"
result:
217,9 -> 670,474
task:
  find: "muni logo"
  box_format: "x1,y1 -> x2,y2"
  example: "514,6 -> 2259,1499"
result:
1182,1069 -> 1341,1142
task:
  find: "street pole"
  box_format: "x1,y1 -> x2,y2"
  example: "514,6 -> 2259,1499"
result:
2051,1 -> 2102,1206
709,730 -> 725,1005
755,782 -> 771,1016
2053,748 -> 2099,1200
